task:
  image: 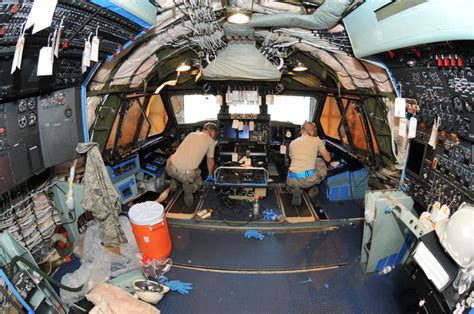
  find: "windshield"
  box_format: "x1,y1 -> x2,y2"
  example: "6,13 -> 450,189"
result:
267,95 -> 316,124
171,94 -> 221,124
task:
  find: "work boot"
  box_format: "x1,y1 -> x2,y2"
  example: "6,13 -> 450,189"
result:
308,186 -> 319,200
183,183 -> 194,207
169,179 -> 179,192
291,188 -> 302,206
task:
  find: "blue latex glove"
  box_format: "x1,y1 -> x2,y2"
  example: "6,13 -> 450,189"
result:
158,275 -> 168,284
166,280 -> 193,295
244,229 -> 265,240
205,175 -> 214,183
263,209 -> 278,221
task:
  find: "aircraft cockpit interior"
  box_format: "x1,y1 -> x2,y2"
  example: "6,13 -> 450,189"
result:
0,0 -> 473,313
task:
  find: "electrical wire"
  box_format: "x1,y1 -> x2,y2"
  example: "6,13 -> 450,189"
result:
211,189 -> 255,227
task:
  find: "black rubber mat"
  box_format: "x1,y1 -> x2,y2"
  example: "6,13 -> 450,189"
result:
167,188 -> 203,215
157,262 -> 418,314
169,224 -> 362,270
280,191 -> 313,218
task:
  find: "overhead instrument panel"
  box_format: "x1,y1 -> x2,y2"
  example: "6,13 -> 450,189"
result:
0,0 -> 145,101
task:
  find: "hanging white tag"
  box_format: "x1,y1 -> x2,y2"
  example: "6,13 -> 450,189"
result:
54,26 -> 62,57
249,121 -> 255,131
408,117 -> 417,138
11,35 -> 25,74
37,47 -> 53,76
280,145 -> 286,155
226,92 -> 232,103
32,0 -> 57,34
25,0 -> 41,30
231,153 -> 238,162
83,40 -> 91,67
238,121 -> 244,131
428,125 -> 438,149
50,30 -> 57,62
232,119 -> 239,129
394,97 -> 406,117
81,50 -> 87,74
244,158 -> 251,166
90,36 -> 100,62
398,118 -> 407,138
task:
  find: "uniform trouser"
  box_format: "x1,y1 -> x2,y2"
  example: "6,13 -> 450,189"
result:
166,164 -> 203,193
100,213 -> 127,247
286,158 -> 328,189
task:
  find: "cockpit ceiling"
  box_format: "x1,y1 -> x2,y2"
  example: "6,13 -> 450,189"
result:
89,0 -> 394,94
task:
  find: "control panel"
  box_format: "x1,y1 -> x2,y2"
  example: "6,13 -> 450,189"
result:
0,87 -> 83,193
402,133 -> 473,213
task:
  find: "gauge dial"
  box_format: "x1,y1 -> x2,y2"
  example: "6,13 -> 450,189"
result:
27,112 -> 37,126
27,98 -> 36,110
17,99 -> 27,113
18,114 -> 27,129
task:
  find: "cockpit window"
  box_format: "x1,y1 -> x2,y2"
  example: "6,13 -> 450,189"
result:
267,95 -> 316,124
319,96 -> 344,140
146,95 -> 168,136
171,94 -> 221,124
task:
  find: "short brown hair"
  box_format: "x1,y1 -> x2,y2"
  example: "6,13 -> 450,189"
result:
203,122 -> 217,133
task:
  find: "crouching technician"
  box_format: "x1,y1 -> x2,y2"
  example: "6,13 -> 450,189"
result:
166,122 -> 218,207
287,121 -> 331,206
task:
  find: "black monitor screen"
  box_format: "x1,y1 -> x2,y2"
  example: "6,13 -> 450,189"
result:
406,140 -> 426,177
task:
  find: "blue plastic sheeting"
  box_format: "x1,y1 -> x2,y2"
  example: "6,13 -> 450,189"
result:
169,224 -> 362,270
88,0 -> 152,28
158,262 -> 417,313
323,168 -> 368,201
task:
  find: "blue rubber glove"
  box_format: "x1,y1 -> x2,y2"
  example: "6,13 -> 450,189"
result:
166,280 -> 193,295
263,209 -> 278,221
244,229 -> 265,240
205,175 -> 214,183
158,276 -> 168,284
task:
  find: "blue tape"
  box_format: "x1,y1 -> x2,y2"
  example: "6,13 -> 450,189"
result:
88,0 -> 152,28
81,62 -> 101,143
0,269 -> 35,314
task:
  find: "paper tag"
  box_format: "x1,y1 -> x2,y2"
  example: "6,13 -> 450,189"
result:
398,118 -> 407,138
428,125 -> 438,149
50,30 -> 57,62
394,97 -> 406,117
11,35 -> 25,74
244,158 -> 251,166
231,153 -> 238,162
280,145 -> 286,155
232,119 -> 239,129
408,117 -> 417,138
37,47 -> 53,76
81,50 -> 87,74
238,121 -> 244,131
54,27 -> 62,57
249,121 -> 255,131
91,36 -> 99,62
83,40 -> 91,68
25,0 -> 41,30
32,0 -> 58,34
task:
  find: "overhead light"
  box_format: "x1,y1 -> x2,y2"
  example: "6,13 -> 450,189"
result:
176,62 -> 191,72
227,11 -> 251,24
225,0 -> 253,24
293,62 -> 308,72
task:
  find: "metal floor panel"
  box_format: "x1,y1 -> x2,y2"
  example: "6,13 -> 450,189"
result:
169,224 -> 362,270
157,262 -> 417,314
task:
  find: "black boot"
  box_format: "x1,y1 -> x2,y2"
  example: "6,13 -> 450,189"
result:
291,188 -> 302,206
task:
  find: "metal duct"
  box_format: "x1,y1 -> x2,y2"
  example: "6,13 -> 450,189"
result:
223,0 -> 353,37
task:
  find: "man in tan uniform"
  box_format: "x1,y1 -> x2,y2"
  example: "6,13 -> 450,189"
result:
287,121 -> 331,206
166,122 -> 218,207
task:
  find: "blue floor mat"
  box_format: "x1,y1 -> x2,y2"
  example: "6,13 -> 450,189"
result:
315,189 -> 364,220
157,262 -> 417,314
169,224 -> 362,270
